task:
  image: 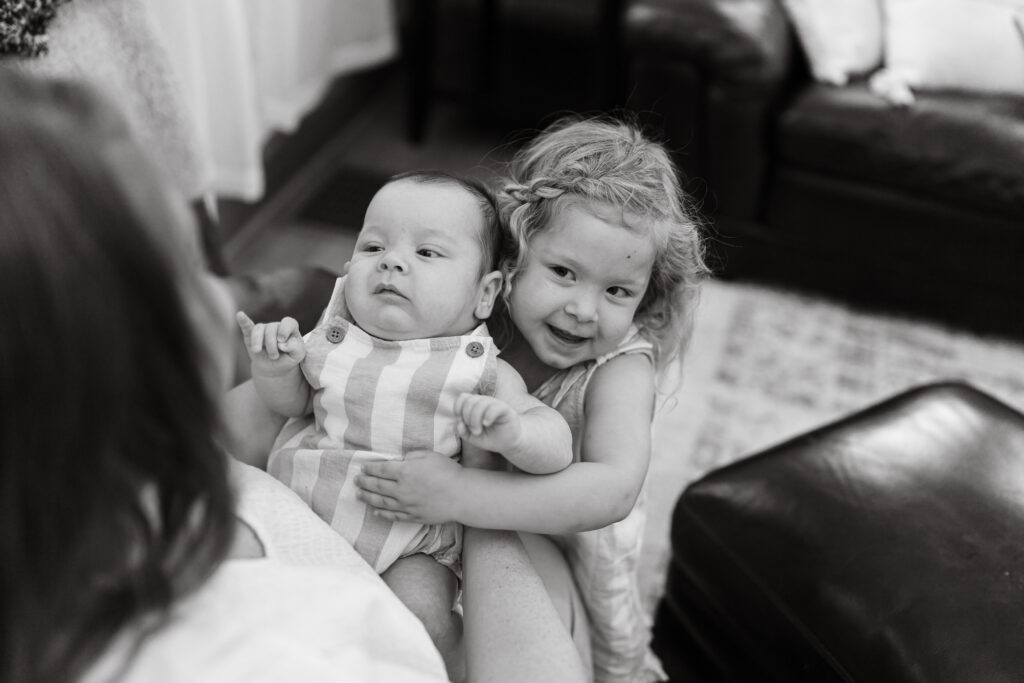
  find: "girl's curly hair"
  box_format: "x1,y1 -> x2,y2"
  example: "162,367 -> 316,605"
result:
496,115 -> 710,386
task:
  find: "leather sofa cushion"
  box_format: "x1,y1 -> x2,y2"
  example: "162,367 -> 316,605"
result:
776,83 -> 1024,220
657,382 -> 1024,681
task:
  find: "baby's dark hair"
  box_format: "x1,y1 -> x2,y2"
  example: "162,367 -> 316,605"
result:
387,170 -> 503,274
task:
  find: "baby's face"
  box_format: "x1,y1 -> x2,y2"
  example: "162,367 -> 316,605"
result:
344,179 -> 496,341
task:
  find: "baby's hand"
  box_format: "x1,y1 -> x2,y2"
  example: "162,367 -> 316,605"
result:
454,393 -> 522,456
236,312 -> 306,377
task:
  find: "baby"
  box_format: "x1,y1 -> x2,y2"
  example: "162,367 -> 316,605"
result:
236,171 -> 572,677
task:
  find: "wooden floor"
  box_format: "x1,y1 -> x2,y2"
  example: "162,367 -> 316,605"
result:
224,71 -> 524,277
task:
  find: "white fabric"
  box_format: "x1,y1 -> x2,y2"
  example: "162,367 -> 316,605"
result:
11,0 -> 210,200
780,0 -> 884,85
147,0 -> 398,200
871,0 -> 1024,105
82,462 -> 448,683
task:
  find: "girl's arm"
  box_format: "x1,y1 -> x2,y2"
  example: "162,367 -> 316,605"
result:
358,353 -> 655,534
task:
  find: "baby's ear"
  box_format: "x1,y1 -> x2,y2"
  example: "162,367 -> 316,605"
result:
474,270 -> 503,319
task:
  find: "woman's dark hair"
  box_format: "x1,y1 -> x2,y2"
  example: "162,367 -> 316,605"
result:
0,70 -> 235,681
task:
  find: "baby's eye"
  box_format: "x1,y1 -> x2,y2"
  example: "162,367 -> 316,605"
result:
417,248 -> 441,258
361,244 -> 383,253
549,265 -> 573,280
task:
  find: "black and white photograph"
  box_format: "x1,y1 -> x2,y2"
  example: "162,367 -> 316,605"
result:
2,1 -> 1023,681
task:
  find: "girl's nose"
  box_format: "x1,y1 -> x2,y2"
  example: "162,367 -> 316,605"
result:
565,293 -> 598,323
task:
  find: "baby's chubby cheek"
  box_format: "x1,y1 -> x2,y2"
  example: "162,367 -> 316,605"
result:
336,276 -> 357,324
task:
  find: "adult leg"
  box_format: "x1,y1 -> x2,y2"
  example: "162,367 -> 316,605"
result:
462,528 -> 589,683
383,554 -> 463,682
519,532 -> 593,679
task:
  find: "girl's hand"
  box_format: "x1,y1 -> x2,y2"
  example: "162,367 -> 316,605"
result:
454,393 -> 522,456
355,451 -> 462,525
236,312 -> 306,377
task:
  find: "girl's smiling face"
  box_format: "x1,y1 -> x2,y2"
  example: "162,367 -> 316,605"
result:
507,201 -> 656,373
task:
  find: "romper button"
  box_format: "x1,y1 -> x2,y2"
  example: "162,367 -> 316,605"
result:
326,326 -> 344,343
466,341 -> 484,358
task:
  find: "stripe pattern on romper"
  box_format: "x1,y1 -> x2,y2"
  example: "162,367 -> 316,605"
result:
267,278 -> 496,574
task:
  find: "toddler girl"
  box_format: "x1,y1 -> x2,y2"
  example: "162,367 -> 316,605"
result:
357,118 -> 709,682
237,171 -> 573,679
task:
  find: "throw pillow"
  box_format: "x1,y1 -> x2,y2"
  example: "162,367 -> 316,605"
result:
874,0 -> 1024,103
780,0 -> 884,85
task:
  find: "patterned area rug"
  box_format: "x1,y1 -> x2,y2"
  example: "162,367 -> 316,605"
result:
639,279 -> 1024,616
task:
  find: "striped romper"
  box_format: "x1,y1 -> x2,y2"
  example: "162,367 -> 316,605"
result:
267,280 -> 497,574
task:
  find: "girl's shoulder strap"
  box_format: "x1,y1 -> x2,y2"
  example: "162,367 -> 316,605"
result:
593,325 -> 654,369
535,326 -> 653,410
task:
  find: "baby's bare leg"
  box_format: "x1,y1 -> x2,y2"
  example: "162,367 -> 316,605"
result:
383,554 -> 463,681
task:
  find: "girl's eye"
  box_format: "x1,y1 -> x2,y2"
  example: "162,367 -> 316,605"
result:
417,248 -> 440,258
550,265 -> 573,279
608,286 -> 634,298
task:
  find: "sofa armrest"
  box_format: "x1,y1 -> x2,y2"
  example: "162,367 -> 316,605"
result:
625,0 -> 797,227
624,0 -> 793,89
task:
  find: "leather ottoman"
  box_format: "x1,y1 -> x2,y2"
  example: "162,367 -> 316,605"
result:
652,382 -> 1024,681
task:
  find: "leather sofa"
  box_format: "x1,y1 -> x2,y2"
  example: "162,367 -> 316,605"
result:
622,0 -> 1024,338
651,381 -> 1024,681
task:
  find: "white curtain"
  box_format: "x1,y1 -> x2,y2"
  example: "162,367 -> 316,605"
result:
149,0 -> 398,201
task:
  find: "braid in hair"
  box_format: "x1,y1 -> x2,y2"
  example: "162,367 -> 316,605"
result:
497,115 -> 710,388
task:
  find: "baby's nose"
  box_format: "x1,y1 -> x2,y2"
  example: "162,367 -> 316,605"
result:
379,252 -> 406,272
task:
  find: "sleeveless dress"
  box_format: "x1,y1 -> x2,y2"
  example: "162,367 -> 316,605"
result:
534,325 -> 666,683
268,279 -> 498,574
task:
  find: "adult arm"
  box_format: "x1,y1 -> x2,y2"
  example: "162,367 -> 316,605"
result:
461,527 -> 588,683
